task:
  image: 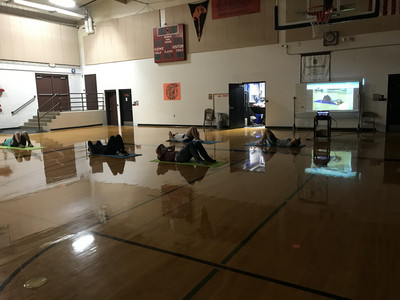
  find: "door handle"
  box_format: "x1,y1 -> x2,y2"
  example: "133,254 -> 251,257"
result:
229,106 -> 234,109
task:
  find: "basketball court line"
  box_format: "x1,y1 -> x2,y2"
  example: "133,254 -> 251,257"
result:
0,155 -> 342,298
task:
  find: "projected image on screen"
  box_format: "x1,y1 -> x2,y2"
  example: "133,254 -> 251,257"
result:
307,82 -> 359,111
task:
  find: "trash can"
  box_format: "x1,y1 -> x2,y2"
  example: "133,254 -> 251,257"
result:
217,113 -> 228,129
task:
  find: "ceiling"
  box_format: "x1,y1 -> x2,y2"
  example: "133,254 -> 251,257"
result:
0,0 -> 193,25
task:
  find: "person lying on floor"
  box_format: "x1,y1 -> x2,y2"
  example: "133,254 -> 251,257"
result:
258,128 -> 301,147
88,134 -> 128,156
2,131 -> 34,148
156,140 -> 216,165
168,126 -> 201,142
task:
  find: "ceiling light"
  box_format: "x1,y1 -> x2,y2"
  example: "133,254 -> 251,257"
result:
13,0 -> 84,19
49,0 -> 76,9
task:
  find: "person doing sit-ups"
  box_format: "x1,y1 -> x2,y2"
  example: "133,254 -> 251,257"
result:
2,131 -> 34,148
156,140 -> 216,165
168,126 -> 201,142
258,128 -> 301,147
88,134 -> 128,156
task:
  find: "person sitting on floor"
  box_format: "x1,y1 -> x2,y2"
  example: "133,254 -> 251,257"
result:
168,126 -> 201,142
156,140 -> 216,165
258,128 -> 301,147
2,131 -> 34,148
88,134 -> 128,156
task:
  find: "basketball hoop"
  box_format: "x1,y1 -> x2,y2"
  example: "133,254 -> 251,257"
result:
306,5 -> 334,38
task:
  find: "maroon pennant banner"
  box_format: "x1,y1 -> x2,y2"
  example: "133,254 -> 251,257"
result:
188,0 -> 209,41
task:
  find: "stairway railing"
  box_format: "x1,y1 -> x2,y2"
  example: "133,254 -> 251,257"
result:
11,96 -> 36,116
37,94 -> 61,131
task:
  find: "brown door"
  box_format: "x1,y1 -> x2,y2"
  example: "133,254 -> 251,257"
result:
36,74 -> 54,112
36,73 -> 71,112
85,74 -> 98,110
105,90 -> 118,125
52,75 -> 70,111
386,74 -> 400,131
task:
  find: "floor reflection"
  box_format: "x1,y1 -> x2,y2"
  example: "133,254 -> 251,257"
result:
156,163 -> 209,184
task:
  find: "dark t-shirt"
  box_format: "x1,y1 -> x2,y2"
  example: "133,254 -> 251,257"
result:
159,150 -> 177,162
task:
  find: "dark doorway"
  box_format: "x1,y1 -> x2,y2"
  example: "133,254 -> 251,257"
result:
229,84 -> 245,129
229,82 -> 266,128
119,89 -> 133,126
36,73 -> 71,112
105,90 -> 118,125
386,74 -> 400,131
85,74 -> 99,110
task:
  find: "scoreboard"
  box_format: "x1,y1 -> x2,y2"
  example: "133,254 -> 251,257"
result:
153,24 -> 186,63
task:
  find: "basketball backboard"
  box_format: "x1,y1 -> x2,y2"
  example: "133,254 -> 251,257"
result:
275,0 -> 379,30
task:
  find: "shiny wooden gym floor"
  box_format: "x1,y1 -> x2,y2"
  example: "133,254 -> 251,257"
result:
0,125 -> 399,300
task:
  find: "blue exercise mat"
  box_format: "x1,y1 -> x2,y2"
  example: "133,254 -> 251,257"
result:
246,142 -> 305,148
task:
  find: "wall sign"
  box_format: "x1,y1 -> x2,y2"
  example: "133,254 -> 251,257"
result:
301,53 -> 330,82
153,24 -> 186,63
164,83 -> 181,100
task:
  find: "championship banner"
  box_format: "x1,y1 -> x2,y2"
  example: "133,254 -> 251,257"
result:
212,0 -> 260,20
188,0 -> 209,41
301,53 -> 330,83
164,83 -> 181,100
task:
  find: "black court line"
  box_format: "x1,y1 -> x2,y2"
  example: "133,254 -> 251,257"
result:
0,243 -> 57,293
0,156 -> 247,293
184,175 -> 338,299
92,229 -> 349,300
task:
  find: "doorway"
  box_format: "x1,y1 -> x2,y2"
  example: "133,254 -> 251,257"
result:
118,89 -> 133,126
105,90 -> 118,125
36,73 -> 71,112
85,74 -> 98,110
386,74 -> 400,131
229,82 -> 266,129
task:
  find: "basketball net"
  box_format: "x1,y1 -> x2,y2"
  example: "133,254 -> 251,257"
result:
306,6 -> 333,38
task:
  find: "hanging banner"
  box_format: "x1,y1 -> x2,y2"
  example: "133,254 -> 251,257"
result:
301,53 -> 330,82
188,0 -> 209,41
164,83 -> 181,100
212,0 -> 260,19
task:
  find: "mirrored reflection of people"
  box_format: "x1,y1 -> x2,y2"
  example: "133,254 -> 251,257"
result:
258,128 -> 301,147
156,141 -> 216,165
168,126 -> 201,142
157,162 -> 209,184
10,148 -> 33,163
89,156 -> 126,175
2,131 -> 34,148
88,134 -> 128,156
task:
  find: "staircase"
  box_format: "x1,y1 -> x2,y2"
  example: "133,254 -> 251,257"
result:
20,111 -> 60,131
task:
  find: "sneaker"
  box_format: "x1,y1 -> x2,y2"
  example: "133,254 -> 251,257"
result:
206,158 -> 216,164
18,144 -> 25,148
118,150 -> 129,156
28,143 -> 34,147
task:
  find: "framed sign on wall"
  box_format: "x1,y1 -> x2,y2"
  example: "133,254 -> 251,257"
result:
153,24 -> 186,63
301,53 -> 330,82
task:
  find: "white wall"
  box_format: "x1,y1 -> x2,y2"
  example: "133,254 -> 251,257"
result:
0,62 -> 83,129
83,30 -> 400,131
2,31 -> 399,131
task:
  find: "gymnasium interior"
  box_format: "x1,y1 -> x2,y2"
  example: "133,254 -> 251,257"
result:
0,0 -> 400,299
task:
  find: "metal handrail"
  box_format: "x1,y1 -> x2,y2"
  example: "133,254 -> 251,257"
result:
37,94 -> 61,130
36,92 -> 105,130
11,96 -> 36,116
